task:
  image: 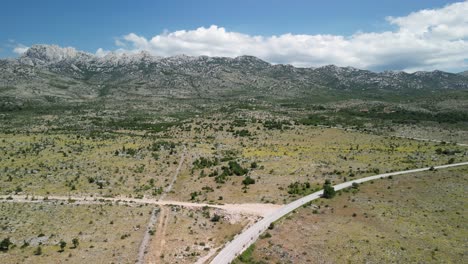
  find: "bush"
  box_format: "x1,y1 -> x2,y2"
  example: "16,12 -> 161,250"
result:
149,141 -> 175,151
250,162 -> 258,169
435,148 -> 461,155
59,240 -> 67,252
263,120 -> 291,130
34,246 -> 42,255
287,181 -> 312,195
228,161 -> 248,176
323,180 -> 336,199
233,129 -> 252,137
0,238 -> 12,252
72,238 -> 79,248
238,244 -> 255,263
193,157 -> 219,169
210,214 -> 221,222
190,192 -> 200,200
242,176 -> 255,185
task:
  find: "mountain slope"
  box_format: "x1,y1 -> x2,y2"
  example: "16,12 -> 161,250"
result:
1,44 -> 467,104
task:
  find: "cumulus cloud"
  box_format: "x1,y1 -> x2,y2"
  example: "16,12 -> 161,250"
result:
101,1 -> 465,71
13,44 -> 29,55
103,1 -> 468,72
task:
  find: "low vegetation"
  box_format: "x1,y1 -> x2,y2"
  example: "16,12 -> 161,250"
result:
243,166 -> 468,263
0,202 -> 149,263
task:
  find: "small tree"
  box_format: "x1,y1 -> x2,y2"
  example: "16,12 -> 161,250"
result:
323,180 -> 336,199
72,238 -> 79,248
59,240 -> 67,252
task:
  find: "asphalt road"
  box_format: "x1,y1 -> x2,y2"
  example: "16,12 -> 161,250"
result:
210,161 -> 468,264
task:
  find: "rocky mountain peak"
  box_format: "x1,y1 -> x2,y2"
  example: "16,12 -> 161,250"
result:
99,50 -> 162,65
234,55 -> 270,66
20,44 -> 93,66
1,43 -> 466,102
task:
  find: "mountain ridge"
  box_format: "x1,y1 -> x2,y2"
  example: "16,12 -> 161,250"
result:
13,44 -> 465,75
1,44 -> 467,104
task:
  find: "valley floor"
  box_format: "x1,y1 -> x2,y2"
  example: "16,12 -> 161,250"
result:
239,166 -> 468,263
1,115 -> 467,263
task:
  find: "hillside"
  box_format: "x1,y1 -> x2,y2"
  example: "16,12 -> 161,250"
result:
1,45 -> 467,105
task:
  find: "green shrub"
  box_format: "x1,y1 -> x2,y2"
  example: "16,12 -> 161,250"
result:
323,180 -> 336,199
242,176 -> 255,185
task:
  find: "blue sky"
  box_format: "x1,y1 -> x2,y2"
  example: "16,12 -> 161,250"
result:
1,0 -> 467,72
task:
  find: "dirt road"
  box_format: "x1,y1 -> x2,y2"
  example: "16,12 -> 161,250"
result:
137,208 -> 159,263
145,206 -> 169,263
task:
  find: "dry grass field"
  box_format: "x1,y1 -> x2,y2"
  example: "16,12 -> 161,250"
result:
146,205 -> 253,264
239,166 -> 468,263
2,118 -> 465,205
1,115 -> 466,263
0,202 -> 151,263
166,118 -> 467,204
0,132 -> 182,198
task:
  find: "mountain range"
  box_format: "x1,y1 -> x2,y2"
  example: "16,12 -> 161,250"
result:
0,44 -> 467,105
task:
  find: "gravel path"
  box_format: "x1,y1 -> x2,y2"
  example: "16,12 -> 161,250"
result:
146,206 -> 169,263
139,145 -> 186,264
137,208 -> 159,263
0,195 -> 279,216
159,145 -> 186,201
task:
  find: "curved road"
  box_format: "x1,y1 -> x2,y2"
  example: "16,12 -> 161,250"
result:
210,161 -> 468,264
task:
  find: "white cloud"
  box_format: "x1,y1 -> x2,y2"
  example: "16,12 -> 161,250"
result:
386,1 -> 468,40
13,44 -> 29,55
104,1 -> 468,72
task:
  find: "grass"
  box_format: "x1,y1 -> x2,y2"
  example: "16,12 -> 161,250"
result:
166,117 -> 466,203
1,114 -> 466,205
245,166 -> 468,263
0,132 -> 182,197
149,206 -> 250,264
234,244 -> 257,263
0,202 -> 151,264
1,103 -> 467,263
